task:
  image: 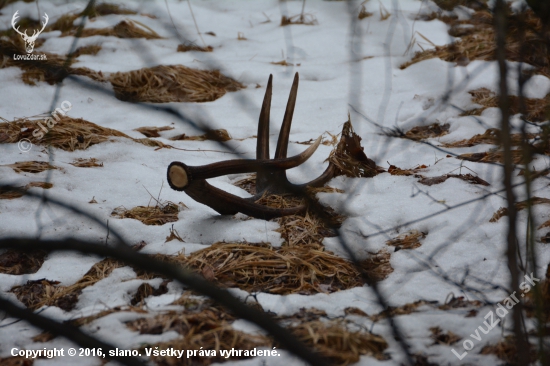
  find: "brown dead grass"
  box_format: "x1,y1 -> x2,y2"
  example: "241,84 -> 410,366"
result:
69,44 -> 102,58
0,39 -> 105,85
0,250 -> 47,274
418,173 -> 490,186
131,281 -> 170,305
386,230 -> 426,250
457,149 -> 526,164
10,258 -> 125,311
62,20 -> 161,39
490,196 -> 550,222
430,326 -> 461,345
109,65 -> 244,103
371,300 -> 437,322
0,115 -> 127,151
402,7 -> 550,79
6,161 -> 56,174
111,201 -> 185,226
281,14 -> 318,26
177,43 -> 213,52
182,242 -> 369,294
404,123 -> 450,140
0,182 -> 52,200
388,164 -> 428,176
358,250 -> 394,283
442,127 -> 538,148
287,319 -> 388,364
134,126 -> 174,138
170,129 -> 231,142
458,88 -> 550,122
0,115 -> 174,151
70,158 -> 103,167
48,3 -> 139,33
480,335 -> 537,364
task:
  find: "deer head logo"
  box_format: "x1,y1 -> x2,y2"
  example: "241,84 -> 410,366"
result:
11,11 -> 49,54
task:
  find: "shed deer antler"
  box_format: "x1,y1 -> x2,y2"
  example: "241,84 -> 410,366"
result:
167,73 -> 337,219
12,11 -> 49,53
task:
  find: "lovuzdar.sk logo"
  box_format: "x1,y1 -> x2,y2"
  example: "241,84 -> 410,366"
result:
11,10 -> 49,59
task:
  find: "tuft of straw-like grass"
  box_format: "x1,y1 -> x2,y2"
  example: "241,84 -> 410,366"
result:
170,129 -> 231,142
70,158 -> 103,167
109,65 -> 244,103
0,182 -> 52,200
6,161 -> 56,174
182,242 -> 369,294
281,14 -> 318,26
386,230 -> 426,250
111,201 -> 185,226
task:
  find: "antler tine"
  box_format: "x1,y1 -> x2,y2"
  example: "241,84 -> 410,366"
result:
256,74 -> 272,160
274,72 -> 299,159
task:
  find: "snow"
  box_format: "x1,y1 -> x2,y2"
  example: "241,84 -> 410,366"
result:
1,0 -> 550,365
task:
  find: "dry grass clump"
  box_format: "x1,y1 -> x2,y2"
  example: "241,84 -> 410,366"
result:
402,7 -> 550,79
170,128 -> 231,142
404,123 -> 449,140
281,14 -> 318,26
131,281 -> 169,305
430,326 -> 461,345
11,279 -> 77,311
0,182 -> 52,199
480,335 -> 537,364
388,164 -> 427,176
178,43 -> 213,52
459,88 -> 550,122
276,211 -> 340,247
0,250 -> 47,274
0,39 -> 105,85
109,65 -> 244,103
287,319 -> 388,365
358,250 -> 394,283
49,2 -> 138,33
386,230 -> 426,250
6,161 -> 56,174
134,126 -> 174,138
0,115 -> 128,151
70,20 -> 161,39
457,149 -> 525,164
490,196 -> 550,222
111,201 -> 184,226
183,242 -> 368,294
69,44 -> 102,58
442,128 -> 538,148
10,258 -> 125,311
418,173 -> 490,186
327,119 -> 383,178
438,295 -> 482,310
129,304 -> 269,365
371,300 -> 436,322
70,157 -> 103,167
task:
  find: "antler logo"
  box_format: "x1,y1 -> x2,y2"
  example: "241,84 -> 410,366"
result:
11,11 -> 49,53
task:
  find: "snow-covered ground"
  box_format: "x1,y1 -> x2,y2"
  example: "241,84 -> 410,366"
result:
1,0 -> 550,365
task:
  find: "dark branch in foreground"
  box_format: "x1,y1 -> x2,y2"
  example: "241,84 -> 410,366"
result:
0,238 -> 329,366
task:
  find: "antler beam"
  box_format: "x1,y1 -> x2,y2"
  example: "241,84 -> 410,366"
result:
167,73 -> 336,220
